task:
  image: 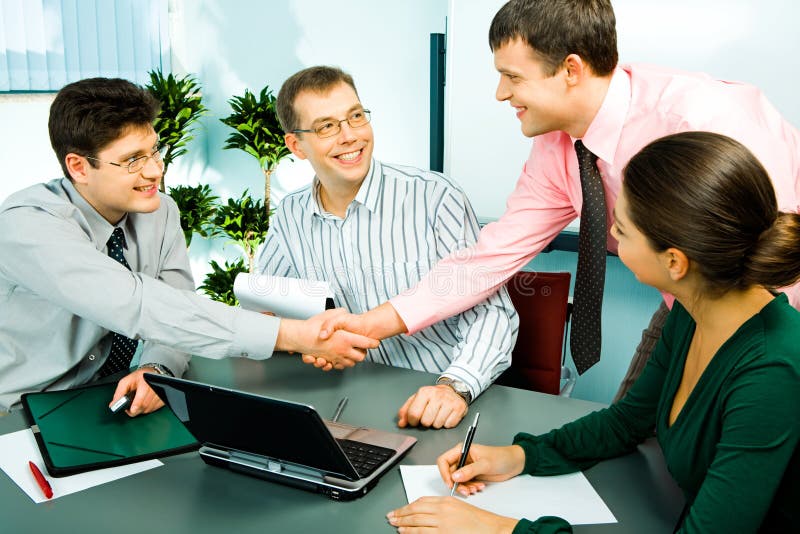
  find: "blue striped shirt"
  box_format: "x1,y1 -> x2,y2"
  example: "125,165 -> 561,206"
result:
256,160 -> 518,399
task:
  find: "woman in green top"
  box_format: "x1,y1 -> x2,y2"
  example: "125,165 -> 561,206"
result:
387,132 -> 800,533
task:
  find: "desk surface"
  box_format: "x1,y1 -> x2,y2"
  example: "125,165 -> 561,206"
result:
1,356 -> 684,533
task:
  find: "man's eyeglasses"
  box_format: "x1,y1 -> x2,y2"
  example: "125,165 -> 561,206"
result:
85,146 -> 166,174
292,109 -> 371,139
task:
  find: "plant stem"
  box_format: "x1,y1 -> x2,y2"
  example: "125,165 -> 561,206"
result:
263,167 -> 272,226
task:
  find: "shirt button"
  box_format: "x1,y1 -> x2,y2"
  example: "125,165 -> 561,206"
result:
88,354 -> 96,361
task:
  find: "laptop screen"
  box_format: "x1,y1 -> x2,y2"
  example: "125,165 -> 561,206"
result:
145,375 -> 359,480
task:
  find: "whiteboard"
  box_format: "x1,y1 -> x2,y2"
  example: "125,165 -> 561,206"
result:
444,0 -> 800,220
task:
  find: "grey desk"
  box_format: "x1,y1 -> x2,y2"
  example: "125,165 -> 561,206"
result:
1,356 -> 684,533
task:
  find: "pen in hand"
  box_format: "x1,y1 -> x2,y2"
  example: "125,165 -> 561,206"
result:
451,412 -> 480,497
332,396 -> 348,423
29,461 -> 53,499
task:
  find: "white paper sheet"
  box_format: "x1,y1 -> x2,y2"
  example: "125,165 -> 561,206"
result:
400,465 -> 616,526
0,428 -> 162,503
234,273 -> 333,319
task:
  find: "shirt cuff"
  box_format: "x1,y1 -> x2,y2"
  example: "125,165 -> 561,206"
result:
228,308 -> 279,359
390,293 -> 438,335
513,517 -> 572,533
512,432 -> 539,475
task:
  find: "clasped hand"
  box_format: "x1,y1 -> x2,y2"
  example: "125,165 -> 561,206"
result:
282,308 -> 379,370
300,309 -> 374,371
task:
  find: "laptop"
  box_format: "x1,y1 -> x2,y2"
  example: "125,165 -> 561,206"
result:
144,374 -> 417,501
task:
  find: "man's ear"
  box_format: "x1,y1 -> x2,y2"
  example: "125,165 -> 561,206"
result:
65,153 -> 90,184
563,53 -> 587,87
664,247 -> 690,281
284,133 -> 307,160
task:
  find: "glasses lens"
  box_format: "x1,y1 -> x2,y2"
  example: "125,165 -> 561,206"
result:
349,109 -> 370,127
315,121 -> 339,138
128,156 -> 146,173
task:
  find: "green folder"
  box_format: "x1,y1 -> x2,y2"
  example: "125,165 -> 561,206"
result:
21,382 -> 198,477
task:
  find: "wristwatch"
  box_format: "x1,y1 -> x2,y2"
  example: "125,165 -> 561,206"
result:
138,363 -> 173,377
437,377 -> 473,405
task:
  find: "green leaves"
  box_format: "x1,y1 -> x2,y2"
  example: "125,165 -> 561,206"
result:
211,190 -> 271,272
220,86 -> 292,222
146,69 -> 207,183
198,258 -> 248,306
167,184 -> 219,246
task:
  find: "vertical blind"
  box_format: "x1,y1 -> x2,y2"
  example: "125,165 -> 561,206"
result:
0,0 -> 170,92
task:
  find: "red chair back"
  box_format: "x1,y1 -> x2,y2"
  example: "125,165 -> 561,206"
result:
498,271 -> 571,395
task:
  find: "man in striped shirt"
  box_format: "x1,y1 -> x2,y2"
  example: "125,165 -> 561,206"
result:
256,66 -> 519,429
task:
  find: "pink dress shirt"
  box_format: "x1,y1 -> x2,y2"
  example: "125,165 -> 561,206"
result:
392,64 -> 800,333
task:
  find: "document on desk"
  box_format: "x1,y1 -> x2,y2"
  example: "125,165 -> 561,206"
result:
400,465 -> 616,525
0,429 -> 161,503
234,273 -> 334,319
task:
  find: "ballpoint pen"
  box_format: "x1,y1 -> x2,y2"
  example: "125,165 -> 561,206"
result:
450,412 -> 480,496
332,396 -> 349,423
29,461 -> 53,499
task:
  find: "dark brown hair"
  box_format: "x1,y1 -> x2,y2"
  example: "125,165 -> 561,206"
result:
622,131 -> 800,296
489,0 -> 618,77
276,66 -> 358,133
48,77 -> 160,179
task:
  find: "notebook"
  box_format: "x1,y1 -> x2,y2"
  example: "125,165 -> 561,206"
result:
144,374 -> 417,500
20,382 -> 199,476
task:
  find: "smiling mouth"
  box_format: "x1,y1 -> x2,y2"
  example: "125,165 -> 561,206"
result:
134,184 -> 156,192
336,149 -> 362,162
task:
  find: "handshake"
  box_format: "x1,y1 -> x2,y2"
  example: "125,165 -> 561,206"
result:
274,303 -> 407,371
237,273 -> 407,369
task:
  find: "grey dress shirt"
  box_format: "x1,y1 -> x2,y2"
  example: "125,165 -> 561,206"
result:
0,178 -> 279,411
256,160 -> 519,401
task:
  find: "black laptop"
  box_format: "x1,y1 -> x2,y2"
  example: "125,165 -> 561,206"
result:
144,374 -> 416,500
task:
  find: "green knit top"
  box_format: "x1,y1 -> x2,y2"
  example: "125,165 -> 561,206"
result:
510,294 -> 800,533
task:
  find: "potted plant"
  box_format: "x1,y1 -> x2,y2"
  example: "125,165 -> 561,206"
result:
210,190 -> 270,273
167,183 -> 218,247
146,69 -> 207,190
220,86 -> 292,225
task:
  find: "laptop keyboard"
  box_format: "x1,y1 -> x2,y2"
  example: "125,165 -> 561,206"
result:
337,439 -> 395,478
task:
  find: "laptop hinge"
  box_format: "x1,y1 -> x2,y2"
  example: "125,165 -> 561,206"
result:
227,450 -> 327,482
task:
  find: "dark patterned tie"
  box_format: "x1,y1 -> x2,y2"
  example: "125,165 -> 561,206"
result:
570,140 -> 607,375
97,228 -> 138,378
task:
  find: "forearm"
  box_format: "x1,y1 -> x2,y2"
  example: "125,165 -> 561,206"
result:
513,403 -> 649,476
445,290 -> 519,398
357,302 -> 408,339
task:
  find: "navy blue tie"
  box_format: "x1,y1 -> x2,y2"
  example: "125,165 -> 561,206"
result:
97,228 -> 138,378
570,140 -> 607,375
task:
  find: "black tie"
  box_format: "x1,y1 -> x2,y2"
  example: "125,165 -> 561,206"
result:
97,228 -> 138,378
570,140 -> 607,375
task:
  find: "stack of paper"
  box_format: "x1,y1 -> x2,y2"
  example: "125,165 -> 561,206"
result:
400,465 -> 616,525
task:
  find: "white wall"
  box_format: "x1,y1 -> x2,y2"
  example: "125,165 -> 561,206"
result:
445,0 -> 800,220
166,0 -> 447,202
0,0 -> 449,281
0,93 -> 61,200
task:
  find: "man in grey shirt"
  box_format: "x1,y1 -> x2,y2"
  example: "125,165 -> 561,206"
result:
0,77 -> 377,415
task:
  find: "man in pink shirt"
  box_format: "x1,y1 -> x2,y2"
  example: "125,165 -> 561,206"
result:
317,0 -> 800,399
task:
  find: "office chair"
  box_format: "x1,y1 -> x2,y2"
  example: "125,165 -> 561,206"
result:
497,271 -> 575,396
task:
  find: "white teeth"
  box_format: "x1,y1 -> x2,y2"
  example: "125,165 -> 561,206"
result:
337,150 -> 360,161
135,185 -> 155,192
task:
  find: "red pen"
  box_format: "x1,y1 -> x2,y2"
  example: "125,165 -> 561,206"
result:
29,461 -> 53,499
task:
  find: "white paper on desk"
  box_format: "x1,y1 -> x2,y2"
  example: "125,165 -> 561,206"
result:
0,429 -> 162,503
234,273 -> 334,320
400,465 -> 616,526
